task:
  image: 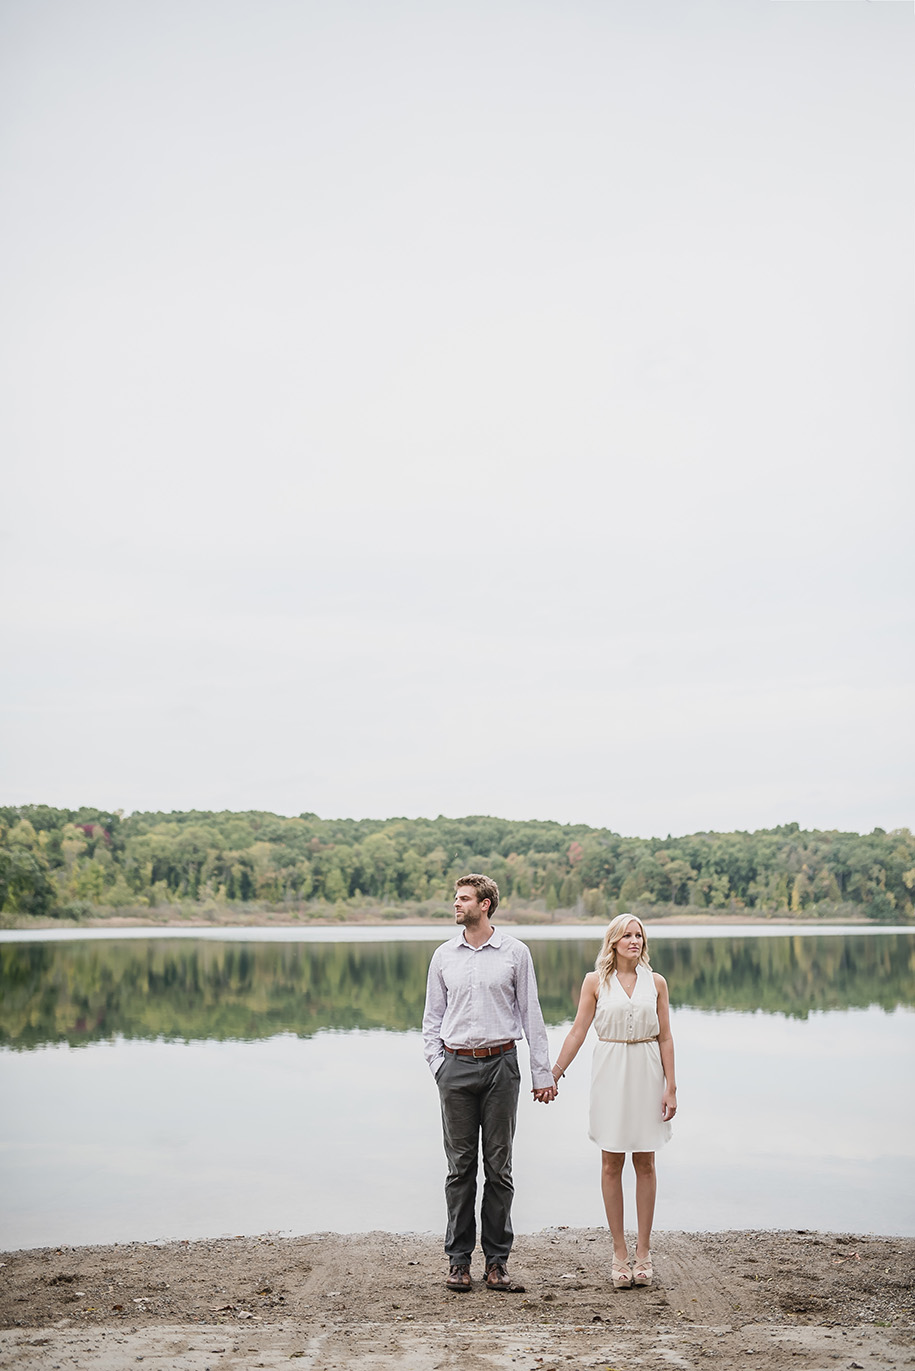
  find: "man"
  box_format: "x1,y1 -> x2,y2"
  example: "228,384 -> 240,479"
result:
422,873 -> 557,1293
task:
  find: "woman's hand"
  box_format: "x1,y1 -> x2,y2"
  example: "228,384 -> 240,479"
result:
662,1087 -> 677,1121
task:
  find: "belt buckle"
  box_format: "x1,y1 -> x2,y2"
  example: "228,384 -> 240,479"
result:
472,1047 -> 486,1058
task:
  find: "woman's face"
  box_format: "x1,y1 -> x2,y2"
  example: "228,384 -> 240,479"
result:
615,920 -> 644,958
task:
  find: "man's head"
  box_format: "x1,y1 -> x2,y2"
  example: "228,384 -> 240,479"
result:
453,872 -> 500,925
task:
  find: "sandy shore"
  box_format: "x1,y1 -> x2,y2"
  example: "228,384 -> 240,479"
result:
1,1229 -> 912,1370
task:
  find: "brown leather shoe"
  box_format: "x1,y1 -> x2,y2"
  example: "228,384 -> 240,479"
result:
484,1261 -> 525,1292
446,1263 -> 472,1291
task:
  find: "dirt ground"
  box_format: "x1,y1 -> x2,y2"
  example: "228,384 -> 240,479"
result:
1,1229 -> 912,1370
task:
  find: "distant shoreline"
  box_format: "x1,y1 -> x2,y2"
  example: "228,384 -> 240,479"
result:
4,808 -> 911,929
1,907 -> 882,932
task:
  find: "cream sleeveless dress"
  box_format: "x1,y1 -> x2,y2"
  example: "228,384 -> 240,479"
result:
588,963 -> 672,1153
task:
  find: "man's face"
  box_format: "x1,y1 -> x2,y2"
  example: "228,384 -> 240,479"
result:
454,885 -> 489,925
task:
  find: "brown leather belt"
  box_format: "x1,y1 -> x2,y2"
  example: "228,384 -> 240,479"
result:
599,1036 -> 658,1044
443,1040 -> 516,1059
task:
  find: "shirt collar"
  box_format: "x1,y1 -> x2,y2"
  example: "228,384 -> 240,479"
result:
456,925 -> 502,950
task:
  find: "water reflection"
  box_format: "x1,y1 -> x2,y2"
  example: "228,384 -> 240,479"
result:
2,931 -> 913,1248
2,1012 -> 913,1248
1,932 -> 912,1049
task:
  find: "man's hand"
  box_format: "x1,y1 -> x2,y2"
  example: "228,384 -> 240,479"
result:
532,1085 -> 558,1104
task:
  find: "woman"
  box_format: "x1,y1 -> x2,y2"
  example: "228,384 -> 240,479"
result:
551,914 -> 677,1289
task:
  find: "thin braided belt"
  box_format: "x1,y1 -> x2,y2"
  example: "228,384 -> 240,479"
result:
598,1036 -> 659,1044
443,1040 -> 516,1058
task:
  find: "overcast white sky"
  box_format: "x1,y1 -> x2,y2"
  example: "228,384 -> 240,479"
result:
1,0 -> 912,838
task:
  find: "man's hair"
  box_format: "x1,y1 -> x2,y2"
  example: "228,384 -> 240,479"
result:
454,873 -> 500,915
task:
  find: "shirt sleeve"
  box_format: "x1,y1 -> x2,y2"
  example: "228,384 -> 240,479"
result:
514,944 -> 555,1089
422,948 -> 447,1077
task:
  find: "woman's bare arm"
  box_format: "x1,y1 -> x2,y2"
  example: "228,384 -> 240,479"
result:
551,971 -> 600,1083
654,972 -> 678,1120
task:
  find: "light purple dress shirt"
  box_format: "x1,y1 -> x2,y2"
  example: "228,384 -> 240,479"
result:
422,927 -> 554,1089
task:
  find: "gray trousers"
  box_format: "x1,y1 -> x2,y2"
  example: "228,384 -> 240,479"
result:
436,1047 -> 521,1266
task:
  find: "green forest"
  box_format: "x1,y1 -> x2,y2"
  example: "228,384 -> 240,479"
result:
1,805 -> 913,922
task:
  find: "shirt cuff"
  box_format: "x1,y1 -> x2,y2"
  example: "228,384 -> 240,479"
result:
531,1068 -> 555,1090
430,1053 -> 446,1077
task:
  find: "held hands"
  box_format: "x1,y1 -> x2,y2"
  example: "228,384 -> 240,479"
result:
529,1058 -> 565,1102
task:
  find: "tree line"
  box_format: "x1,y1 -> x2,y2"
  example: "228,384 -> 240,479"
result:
1,805 -> 912,921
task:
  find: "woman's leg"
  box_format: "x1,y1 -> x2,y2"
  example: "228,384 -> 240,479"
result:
600,1151 -> 628,1261
632,1151 -> 656,1260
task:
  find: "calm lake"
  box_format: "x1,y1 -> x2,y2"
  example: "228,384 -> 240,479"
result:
1,925 -> 913,1249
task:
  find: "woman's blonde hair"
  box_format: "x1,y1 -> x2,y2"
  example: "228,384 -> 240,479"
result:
595,913 -> 651,986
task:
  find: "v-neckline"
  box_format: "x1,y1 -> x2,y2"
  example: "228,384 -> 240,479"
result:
615,968 -> 638,1000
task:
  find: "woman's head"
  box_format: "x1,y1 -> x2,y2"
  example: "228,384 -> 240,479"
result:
595,913 -> 651,984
